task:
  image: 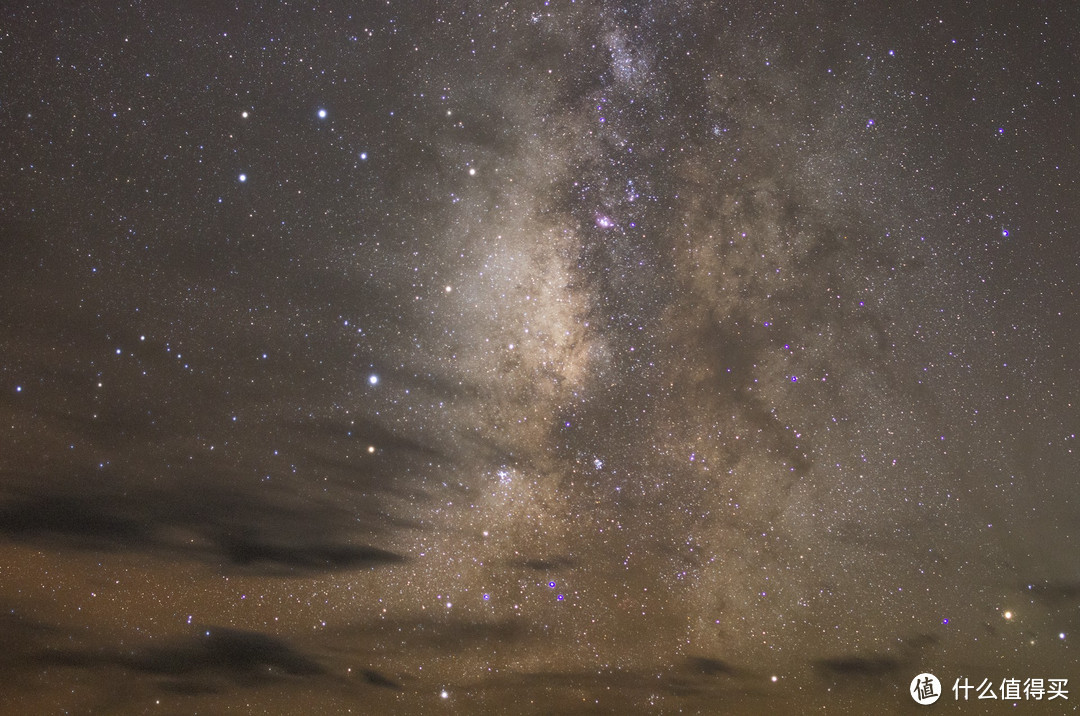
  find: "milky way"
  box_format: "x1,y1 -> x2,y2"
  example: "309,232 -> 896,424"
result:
1,2 -> 1077,712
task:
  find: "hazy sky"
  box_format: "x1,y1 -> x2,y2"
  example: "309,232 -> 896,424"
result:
1,1 -> 1077,712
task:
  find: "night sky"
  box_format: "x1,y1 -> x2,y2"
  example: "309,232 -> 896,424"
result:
1,1 -> 1078,713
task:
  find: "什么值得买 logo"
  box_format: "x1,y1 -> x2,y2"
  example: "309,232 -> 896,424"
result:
910,673 -> 941,705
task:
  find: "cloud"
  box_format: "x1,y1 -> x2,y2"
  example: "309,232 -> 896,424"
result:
0,468 -> 408,575
813,654 -> 902,678
39,627 -> 324,693
359,669 -> 402,690
685,656 -> 739,677
1026,581 -> 1080,605
450,663 -> 774,711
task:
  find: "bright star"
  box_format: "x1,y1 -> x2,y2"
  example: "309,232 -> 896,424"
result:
238,173 -> 247,182
318,108 -> 327,119
368,374 -> 379,385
